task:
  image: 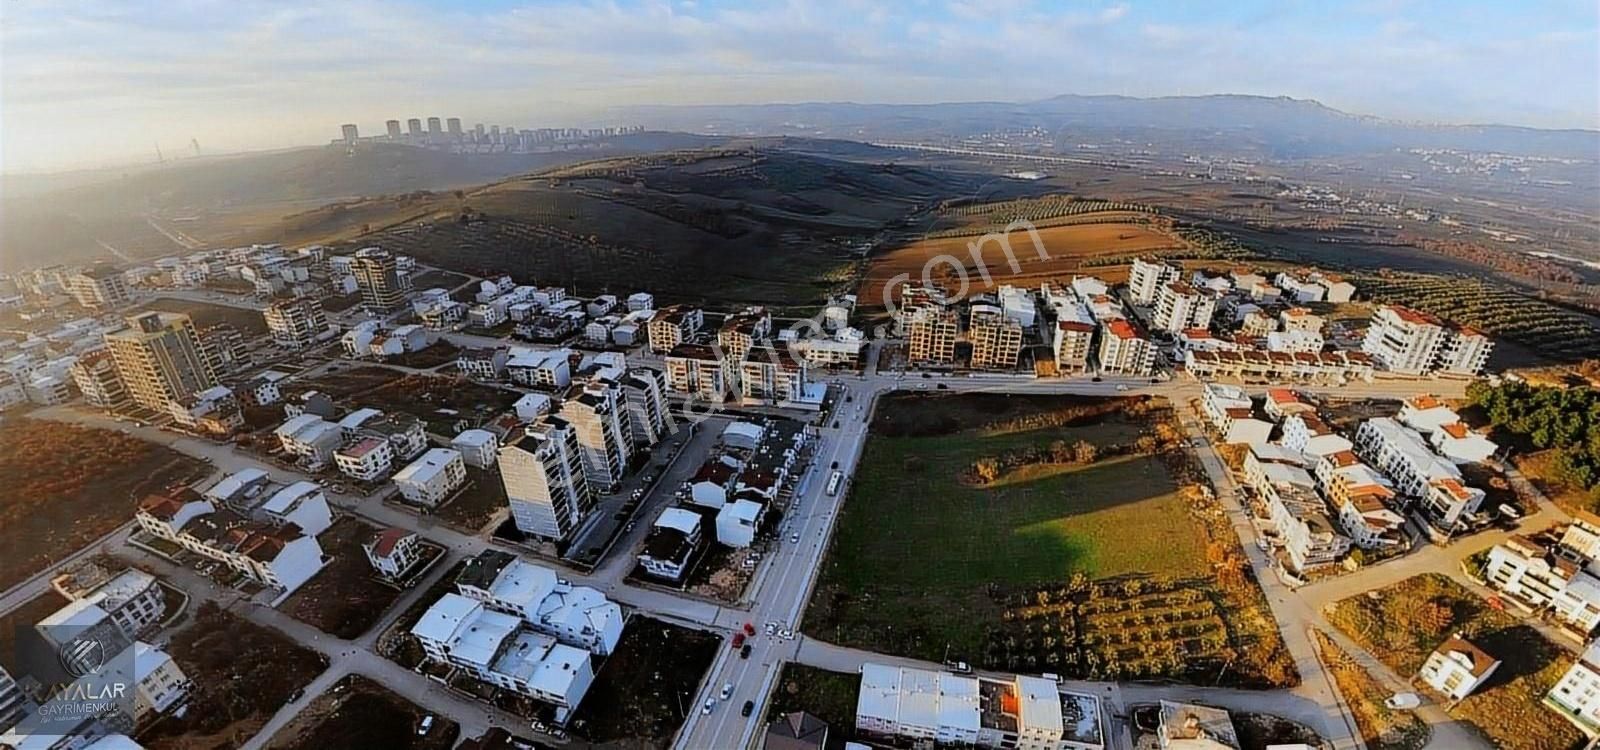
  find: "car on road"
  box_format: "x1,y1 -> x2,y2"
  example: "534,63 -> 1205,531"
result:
830,461 -> 839,469
741,700 -> 755,717
721,682 -> 734,699
288,688 -> 305,703
779,628 -> 794,640
1384,692 -> 1421,710
702,698 -> 716,715
418,716 -> 434,735
743,622 -> 756,636
1115,384 -> 1129,391
790,533 -> 800,543
732,632 -> 746,648
765,622 -> 777,635
740,643 -> 752,659
936,383 -> 949,389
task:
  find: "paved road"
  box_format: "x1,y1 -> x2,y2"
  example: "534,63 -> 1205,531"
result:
3,367 -> 1490,750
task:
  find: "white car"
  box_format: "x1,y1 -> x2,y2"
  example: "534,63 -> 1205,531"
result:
790,533 -> 800,543
720,682 -> 734,699
779,628 -> 794,640
702,698 -> 716,715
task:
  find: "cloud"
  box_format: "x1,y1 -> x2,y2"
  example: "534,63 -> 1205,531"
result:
1,0 -> 1596,171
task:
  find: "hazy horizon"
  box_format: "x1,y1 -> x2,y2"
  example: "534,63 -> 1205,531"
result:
4,0 -> 1598,174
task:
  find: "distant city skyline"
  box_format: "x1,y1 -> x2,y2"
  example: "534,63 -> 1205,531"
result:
3,0 -> 1597,173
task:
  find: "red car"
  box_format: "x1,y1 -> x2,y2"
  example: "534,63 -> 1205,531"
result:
732,632 -> 746,649
743,622 -> 757,636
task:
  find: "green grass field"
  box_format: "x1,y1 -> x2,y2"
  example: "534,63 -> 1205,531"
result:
807,392 -> 1209,660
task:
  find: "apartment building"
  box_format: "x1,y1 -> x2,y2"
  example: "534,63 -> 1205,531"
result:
394,448 -> 468,506
263,297 -> 330,350
665,343 -> 730,401
1151,282 -> 1216,334
275,414 -> 343,468
1278,307 -> 1324,334
335,436 -> 394,482
1362,305 -> 1494,376
741,343 -> 811,404
1319,458 -> 1403,548
507,347 -> 572,389
411,594 -> 595,720
1430,422 -> 1498,464
1354,417 -> 1463,498
452,429 -> 499,469
1545,641 -> 1600,737
457,347 -> 509,380
136,492 -> 324,596
105,312 -> 219,411
1281,414 -> 1353,457
1128,258 -> 1183,305
1041,282 -> 1098,373
560,379 -> 633,491
1419,635 -> 1499,701
969,310 -> 1025,371
647,305 -> 704,353
351,247 -> 412,311
1397,394 -> 1460,435
639,508 -> 702,582
70,349 -> 129,410
1484,535 -> 1600,637
364,527 -> 424,579
1201,383 -> 1272,446
1263,389 -> 1316,422
500,418 -> 595,542
626,291 -> 654,312
624,367 -> 671,448
43,568 -> 165,645
854,663 -> 1096,750
260,481 -> 333,536
907,307 -> 959,366
0,666 -> 24,737
718,306 -> 772,363
1097,319 -> 1155,376
68,266 -> 131,311
1563,514 -> 1600,561
453,550 -> 623,655
1184,348 -> 1375,385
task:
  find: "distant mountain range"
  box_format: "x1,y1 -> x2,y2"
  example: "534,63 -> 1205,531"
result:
617,94 -> 1600,160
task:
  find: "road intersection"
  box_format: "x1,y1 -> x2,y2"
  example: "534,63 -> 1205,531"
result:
5,369 -> 1504,750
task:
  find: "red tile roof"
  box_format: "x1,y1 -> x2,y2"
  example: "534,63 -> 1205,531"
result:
370,527 -> 412,558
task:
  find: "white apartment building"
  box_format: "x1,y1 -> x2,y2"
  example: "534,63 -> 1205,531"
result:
1397,395 -> 1460,435
1201,383 -> 1272,446
1437,327 -> 1493,375
136,490 -> 324,596
454,550 -> 624,655
394,448 -> 468,506
1545,641 -> 1600,737
1363,305 -> 1447,375
335,436 -> 394,482
1128,258 -> 1183,305
1430,422 -> 1498,464
70,350 -> 129,411
1097,319 -> 1155,376
1421,476 -> 1486,531
715,499 -> 763,548
559,379 -> 633,491
452,429 -> 499,468
1278,307 -> 1324,334
263,297 -> 330,350
1354,417 -> 1462,498
501,418 -> 594,542
855,663 -> 1090,750
410,594 -> 595,720
1281,414 -> 1353,457
364,527 -> 423,579
626,291 -> 654,312
1418,635 -> 1499,701
507,347 -> 572,389
274,414 -> 343,469
457,347 -> 509,380
260,481 -> 333,536
44,568 -> 165,644
1151,282 -> 1216,334
640,507 -> 702,582
1484,536 -> 1600,637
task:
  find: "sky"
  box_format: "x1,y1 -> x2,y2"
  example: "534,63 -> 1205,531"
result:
3,0 -> 1598,173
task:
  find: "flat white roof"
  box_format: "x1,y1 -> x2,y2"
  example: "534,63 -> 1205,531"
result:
411,592 -> 481,645
453,429 -> 496,448
936,673 -> 981,732
1262,463 -> 1315,489
274,413 -> 323,439
205,468 -> 269,500
1017,675 -> 1065,735
1249,444 -> 1308,467
394,448 -> 462,485
898,667 -> 940,730
450,609 -> 520,670
656,507 -> 702,535
721,499 -> 763,523
486,558 -> 559,608
338,407 -> 383,430
857,663 -> 903,724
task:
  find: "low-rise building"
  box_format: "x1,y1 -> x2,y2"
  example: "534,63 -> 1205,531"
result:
1419,635 -> 1499,701
457,347 -> 509,380
364,527 -> 423,579
1281,414 -> 1353,458
1484,535 -> 1600,638
410,593 -> 595,720
260,481 -> 333,536
453,550 -> 623,655
1398,395 -> 1460,435
716,499 -> 764,548
1429,422 -> 1498,464
452,429 -> 499,468
1545,641 -> 1600,737
275,414 -> 343,469
335,436 -> 394,482
394,448 -> 467,506
1156,700 -> 1239,750
1200,383 -> 1272,445
639,507 -> 702,582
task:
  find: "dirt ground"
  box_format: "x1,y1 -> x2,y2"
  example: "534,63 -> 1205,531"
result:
281,517 -> 407,639
859,219 -> 1182,306
264,674 -> 459,750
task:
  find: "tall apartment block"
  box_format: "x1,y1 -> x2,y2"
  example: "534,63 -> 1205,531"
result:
907,307 -> 958,366
263,296 -> 330,350
968,311 -> 1024,370
500,418 -> 595,542
1128,257 -> 1183,306
559,379 -> 634,492
104,312 -> 219,412
69,350 -> 130,411
67,266 -> 131,311
1362,305 -> 1494,376
624,368 -> 670,449
351,247 -> 412,311
1152,282 -> 1216,334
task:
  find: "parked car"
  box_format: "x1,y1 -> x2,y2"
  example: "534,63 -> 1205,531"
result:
418,716 -> 435,735
740,643 -> 752,659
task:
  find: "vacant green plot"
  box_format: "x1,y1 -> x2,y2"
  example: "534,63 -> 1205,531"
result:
808,392 -> 1207,660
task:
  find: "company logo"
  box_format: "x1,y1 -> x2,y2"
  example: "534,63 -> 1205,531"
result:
59,635 -> 109,678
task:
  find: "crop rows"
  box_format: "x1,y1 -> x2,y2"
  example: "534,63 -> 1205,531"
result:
1354,272 -> 1600,361
945,196 -> 1155,223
